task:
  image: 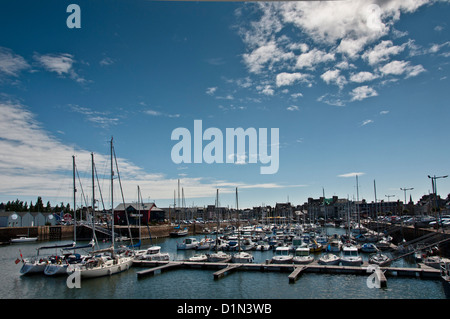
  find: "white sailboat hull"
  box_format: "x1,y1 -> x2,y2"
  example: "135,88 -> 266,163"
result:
73,257 -> 133,279
20,260 -> 47,275
44,263 -> 69,276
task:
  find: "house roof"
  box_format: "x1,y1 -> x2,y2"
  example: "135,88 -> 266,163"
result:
114,202 -> 156,211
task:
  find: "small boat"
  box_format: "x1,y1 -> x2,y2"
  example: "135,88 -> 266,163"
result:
170,227 -> 188,237
309,240 -> 323,253
255,241 -> 270,251
440,258 -> 450,285
271,247 -> 293,264
137,246 -> 170,261
231,251 -> 254,263
207,251 -> 231,263
341,244 -> 362,266
319,253 -> 341,265
177,237 -> 199,250
369,253 -> 391,266
11,236 -> 38,243
361,243 -> 378,253
293,247 -> 314,264
326,236 -> 342,252
195,238 -> 213,250
188,254 -> 208,262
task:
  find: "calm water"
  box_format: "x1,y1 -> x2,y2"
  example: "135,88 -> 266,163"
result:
1,227 -> 449,300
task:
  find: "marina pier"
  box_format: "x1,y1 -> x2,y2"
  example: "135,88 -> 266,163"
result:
133,259 -> 441,288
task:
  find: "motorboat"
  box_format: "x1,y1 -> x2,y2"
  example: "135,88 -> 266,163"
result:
137,246 -> 170,261
341,244 -> 362,266
231,251 -> 254,263
271,247 -> 293,264
309,240 -> 323,253
369,253 -> 391,266
176,237 -> 199,250
326,236 -> 342,252
293,247 -> 314,264
195,238 -> 213,250
11,236 -> 38,243
361,243 -> 378,253
255,241 -> 270,251
207,251 -> 231,263
319,253 -> 340,265
188,254 -> 208,262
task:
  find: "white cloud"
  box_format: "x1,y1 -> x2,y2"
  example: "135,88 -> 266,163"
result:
70,105 -> 119,128
0,100 -> 297,204
206,87 -> 217,95
361,119 -> 374,126
286,105 -> 299,111
34,53 -> 85,83
350,85 -> 378,101
320,69 -> 347,89
380,110 -> 389,115
379,60 -> 425,78
242,41 -> 294,74
276,72 -> 309,87
362,40 -> 405,65
338,172 -> 365,178
295,48 -> 335,69
0,47 -> 29,77
350,71 -> 379,83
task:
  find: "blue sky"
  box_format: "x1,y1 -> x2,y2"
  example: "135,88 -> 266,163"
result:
0,0 -> 449,209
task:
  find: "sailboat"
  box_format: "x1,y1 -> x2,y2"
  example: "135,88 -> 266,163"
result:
208,189 -> 231,263
45,155 -> 97,276
232,187 -> 254,263
68,138 -> 134,279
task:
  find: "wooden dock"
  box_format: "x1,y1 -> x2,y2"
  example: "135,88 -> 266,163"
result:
133,259 -> 441,288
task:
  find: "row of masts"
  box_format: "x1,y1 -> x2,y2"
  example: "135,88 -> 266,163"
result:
71,137 -> 135,253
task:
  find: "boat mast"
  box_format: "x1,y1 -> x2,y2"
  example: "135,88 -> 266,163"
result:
73,155 -> 77,243
215,189 -> 219,253
236,187 -> 240,253
91,152 -> 96,241
110,137 -> 115,249
356,175 -> 361,234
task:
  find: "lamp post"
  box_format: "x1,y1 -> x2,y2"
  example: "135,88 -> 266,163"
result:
428,175 -> 448,232
385,195 -> 395,216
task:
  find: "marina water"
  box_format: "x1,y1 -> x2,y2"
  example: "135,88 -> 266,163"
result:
1,227 -> 448,299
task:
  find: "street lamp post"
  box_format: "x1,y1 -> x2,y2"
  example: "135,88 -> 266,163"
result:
385,195 -> 395,216
428,175 -> 448,232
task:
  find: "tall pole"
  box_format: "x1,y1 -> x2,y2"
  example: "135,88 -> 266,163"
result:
91,152 -> 95,241
73,155 -> 77,243
111,137 -> 115,246
428,175 -> 448,232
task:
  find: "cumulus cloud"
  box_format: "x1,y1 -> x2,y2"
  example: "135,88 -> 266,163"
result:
349,71 -> 379,83
276,72 -> 309,87
320,69 -> 347,89
379,60 -> 425,78
0,47 -> 29,77
350,85 -> 378,101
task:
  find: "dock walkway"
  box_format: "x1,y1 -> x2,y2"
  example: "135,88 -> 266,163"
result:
133,259 -> 441,287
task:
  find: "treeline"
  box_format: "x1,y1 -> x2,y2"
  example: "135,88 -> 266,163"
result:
0,196 -> 71,214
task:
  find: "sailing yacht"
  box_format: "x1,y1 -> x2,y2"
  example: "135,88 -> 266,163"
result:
68,138 -> 134,278
208,189 -> 232,263
231,187 -> 253,264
